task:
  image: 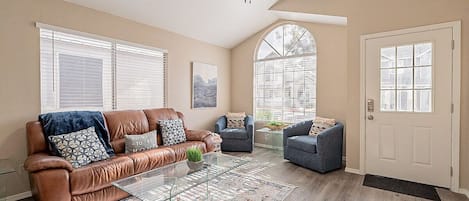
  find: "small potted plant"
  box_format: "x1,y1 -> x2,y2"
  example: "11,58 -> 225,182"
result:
186,148 -> 204,171
265,121 -> 288,131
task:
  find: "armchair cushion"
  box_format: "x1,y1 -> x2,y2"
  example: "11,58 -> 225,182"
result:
287,135 -> 317,154
226,112 -> 246,128
219,128 -> 248,140
309,117 -> 336,136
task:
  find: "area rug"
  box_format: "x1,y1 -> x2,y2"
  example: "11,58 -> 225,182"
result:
122,171 -> 296,201
363,174 -> 441,201
232,157 -> 276,178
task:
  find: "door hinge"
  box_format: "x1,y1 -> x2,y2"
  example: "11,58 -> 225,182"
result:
451,103 -> 454,113
450,166 -> 453,177
452,40 -> 455,50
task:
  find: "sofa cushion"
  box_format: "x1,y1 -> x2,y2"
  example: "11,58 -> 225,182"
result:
70,156 -> 134,195
220,128 -> 248,140
103,110 -> 150,142
287,135 -> 317,154
125,147 -> 176,174
167,141 -> 207,161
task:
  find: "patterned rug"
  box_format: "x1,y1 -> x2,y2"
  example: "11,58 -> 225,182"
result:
122,157 -> 295,201
232,156 -> 276,180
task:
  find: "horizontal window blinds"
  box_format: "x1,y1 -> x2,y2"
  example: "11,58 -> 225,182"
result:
116,44 -> 166,110
39,28 -> 166,113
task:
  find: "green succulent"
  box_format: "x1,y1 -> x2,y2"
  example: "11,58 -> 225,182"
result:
186,148 -> 203,162
267,121 -> 284,126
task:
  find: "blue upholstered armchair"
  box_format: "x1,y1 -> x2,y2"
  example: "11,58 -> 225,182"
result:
215,115 -> 254,152
283,120 -> 344,173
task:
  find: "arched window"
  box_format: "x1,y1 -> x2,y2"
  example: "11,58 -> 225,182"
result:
254,24 -> 316,123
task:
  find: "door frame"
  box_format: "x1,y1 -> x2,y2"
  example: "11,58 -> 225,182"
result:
359,21 -> 461,191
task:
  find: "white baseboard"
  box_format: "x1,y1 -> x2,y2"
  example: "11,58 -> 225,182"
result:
459,188 -> 469,198
2,191 -> 31,201
345,167 -> 364,175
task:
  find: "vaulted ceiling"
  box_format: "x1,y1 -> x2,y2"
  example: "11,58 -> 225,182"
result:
65,0 -> 347,48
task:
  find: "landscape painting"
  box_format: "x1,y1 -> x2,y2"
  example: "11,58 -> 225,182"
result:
192,62 -> 217,108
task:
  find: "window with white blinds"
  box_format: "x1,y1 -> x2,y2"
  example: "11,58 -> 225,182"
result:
40,27 -> 167,113
254,24 -> 317,123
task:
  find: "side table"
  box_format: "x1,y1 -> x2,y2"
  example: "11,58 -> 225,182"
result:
255,128 -> 284,150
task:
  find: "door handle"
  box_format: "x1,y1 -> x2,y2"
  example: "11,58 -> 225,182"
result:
367,115 -> 374,120
367,99 -> 374,112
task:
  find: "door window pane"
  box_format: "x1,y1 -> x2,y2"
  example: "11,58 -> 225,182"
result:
397,68 -> 413,89
415,43 -> 432,66
397,90 -> 413,112
414,90 -> 432,112
380,69 -> 396,89
380,47 -> 396,68
380,90 -> 396,111
397,45 -> 413,67
414,67 -> 432,89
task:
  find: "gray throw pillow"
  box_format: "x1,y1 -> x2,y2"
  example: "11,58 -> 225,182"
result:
48,127 -> 110,168
125,130 -> 158,153
159,119 -> 187,146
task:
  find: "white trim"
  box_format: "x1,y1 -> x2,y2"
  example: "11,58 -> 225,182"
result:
2,191 -> 32,201
270,10 -> 348,26
35,22 -> 168,53
359,21 -> 461,191
450,21 -> 461,192
459,188 -> 469,198
345,167 -> 364,175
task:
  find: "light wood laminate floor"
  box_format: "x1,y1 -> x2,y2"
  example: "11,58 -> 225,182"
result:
19,147 -> 467,201
225,147 -> 468,201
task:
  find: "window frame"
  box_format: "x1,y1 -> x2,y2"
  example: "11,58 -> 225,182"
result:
379,42 -> 434,113
37,23 -> 168,113
253,23 -> 317,123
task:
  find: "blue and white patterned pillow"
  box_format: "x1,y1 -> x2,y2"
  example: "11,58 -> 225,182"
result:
49,127 -> 110,168
159,119 -> 187,146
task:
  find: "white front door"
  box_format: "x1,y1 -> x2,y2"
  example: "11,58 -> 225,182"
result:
364,27 -> 453,187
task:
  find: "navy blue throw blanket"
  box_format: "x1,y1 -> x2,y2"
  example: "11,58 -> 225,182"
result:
39,111 -> 114,156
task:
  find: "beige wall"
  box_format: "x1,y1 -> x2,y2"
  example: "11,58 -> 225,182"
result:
231,20 -> 348,125
272,0 -> 469,190
0,0 -> 231,196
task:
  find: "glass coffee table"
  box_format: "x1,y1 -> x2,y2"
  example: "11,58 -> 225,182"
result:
113,152 -> 248,201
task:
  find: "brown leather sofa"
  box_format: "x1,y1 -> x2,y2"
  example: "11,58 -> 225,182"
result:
23,108 -> 221,201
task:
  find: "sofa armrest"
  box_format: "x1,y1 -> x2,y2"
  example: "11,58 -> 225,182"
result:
283,120 -> 313,146
185,129 -> 211,141
202,134 -> 222,152
214,116 -> 226,133
317,123 -> 344,156
24,153 -> 73,173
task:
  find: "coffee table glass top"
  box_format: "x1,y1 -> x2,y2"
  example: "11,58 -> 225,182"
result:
113,152 -> 248,201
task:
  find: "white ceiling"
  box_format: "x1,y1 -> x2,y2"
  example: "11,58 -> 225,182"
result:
65,0 -> 347,48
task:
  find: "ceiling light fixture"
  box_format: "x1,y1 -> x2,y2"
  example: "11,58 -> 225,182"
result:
244,0 -> 252,3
